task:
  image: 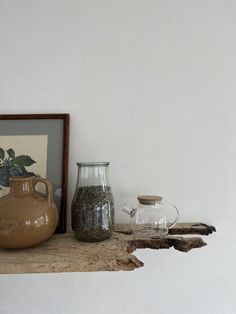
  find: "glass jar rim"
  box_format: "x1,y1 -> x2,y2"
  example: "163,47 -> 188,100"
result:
76,162 -> 110,167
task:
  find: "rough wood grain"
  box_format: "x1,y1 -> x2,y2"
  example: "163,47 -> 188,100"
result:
0,223 -> 215,274
114,223 -> 216,235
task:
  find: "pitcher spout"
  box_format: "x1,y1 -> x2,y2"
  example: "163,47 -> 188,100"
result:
122,204 -> 137,218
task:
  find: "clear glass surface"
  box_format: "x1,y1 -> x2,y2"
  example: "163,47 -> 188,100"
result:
76,162 -> 110,188
123,199 -> 179,236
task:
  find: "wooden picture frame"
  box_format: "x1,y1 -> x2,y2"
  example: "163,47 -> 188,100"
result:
0,114 -> 70,233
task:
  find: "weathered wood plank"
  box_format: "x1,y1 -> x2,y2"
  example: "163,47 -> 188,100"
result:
114,223 -> 216,235
0,223 -> 215,274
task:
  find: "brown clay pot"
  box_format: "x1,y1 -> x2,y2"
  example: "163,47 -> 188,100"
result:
0,176 -> 58,248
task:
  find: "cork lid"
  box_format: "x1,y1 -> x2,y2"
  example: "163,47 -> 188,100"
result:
137,195 -> 163,205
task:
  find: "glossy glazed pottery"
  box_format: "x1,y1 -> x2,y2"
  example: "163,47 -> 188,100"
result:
0,176 -> 58,248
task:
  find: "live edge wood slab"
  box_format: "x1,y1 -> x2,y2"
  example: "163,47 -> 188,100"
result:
0,223 -> 216,274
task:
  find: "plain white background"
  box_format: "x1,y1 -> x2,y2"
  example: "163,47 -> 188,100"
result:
0,1 -> 235,313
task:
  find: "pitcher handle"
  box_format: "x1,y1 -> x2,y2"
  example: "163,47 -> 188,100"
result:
161,202 -> 179,229
33,177 -> 54,204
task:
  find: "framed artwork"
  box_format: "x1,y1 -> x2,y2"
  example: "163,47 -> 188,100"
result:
0,114 -> 70,233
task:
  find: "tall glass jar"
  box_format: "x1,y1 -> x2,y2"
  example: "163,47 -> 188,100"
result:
71,162 -> 114,242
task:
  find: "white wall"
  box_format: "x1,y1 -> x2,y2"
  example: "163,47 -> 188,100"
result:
0,1 -> 235,313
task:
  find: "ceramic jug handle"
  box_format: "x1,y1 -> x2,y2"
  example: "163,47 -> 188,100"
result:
162,203 -> 179,229
33,178 -> 54,204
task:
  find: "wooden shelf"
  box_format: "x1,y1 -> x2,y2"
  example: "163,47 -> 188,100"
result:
0,223 -> 216,274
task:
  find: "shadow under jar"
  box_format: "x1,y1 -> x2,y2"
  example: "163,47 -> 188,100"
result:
71,162 -> 114,242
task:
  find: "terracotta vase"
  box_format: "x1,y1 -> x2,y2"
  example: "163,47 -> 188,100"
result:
0,176 -> 58,248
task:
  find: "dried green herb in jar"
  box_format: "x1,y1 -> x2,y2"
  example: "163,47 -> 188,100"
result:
72,185 -> 114,242
71,162 -> 114,242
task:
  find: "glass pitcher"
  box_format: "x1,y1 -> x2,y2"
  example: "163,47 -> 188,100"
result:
123,195 -> 179,235
71,162 -> 114,242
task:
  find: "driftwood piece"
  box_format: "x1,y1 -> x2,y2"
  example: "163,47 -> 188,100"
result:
114,223 -> 216,235
0,223 -> 215,274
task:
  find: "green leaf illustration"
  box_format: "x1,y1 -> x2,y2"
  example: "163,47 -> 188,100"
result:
14,155 -> 36,167
0,166 -> 10,186
8,165 -> 36,177
6,148 -> 15,159
0,148 -> 5,160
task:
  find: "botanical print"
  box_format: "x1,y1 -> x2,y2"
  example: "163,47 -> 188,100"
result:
0,135 -> 48,197
0,147 -> 37,186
